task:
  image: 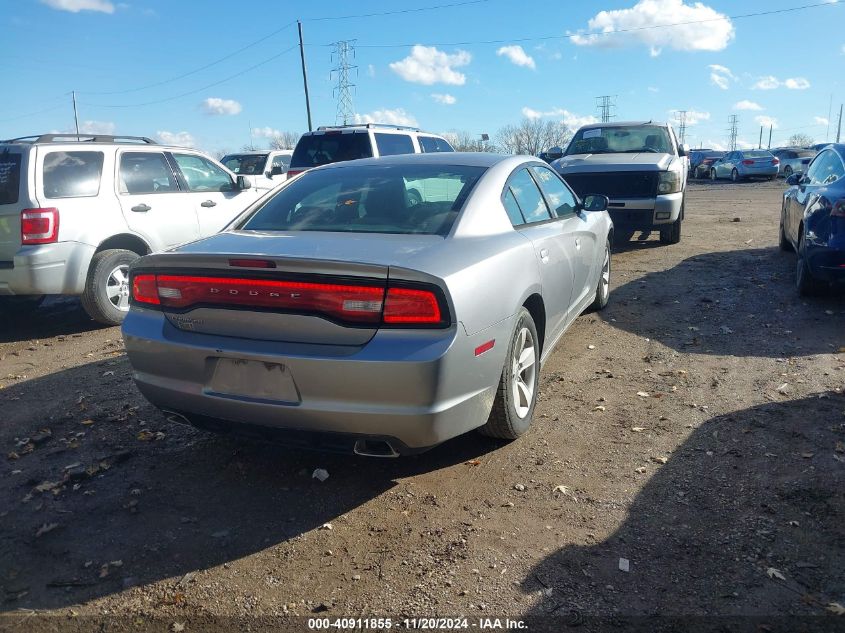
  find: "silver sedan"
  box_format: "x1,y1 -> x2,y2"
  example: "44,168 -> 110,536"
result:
121,153 -> 613,456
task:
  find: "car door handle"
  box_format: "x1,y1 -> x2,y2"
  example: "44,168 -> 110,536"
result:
131,204 -> 151,212
200,200 -> 217,208
575,238 -> 581,250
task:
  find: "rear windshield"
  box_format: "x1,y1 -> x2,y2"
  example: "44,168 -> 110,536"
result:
0,152 -> 22,205
240,163 -> 485,236
291,132 -> 373,169
419,136 -> 454,153
565,125 -> 673,155
221,154 -> 268,175
797,150 -> 817,158
43,151 -> 104,199
744,151 -> 772,158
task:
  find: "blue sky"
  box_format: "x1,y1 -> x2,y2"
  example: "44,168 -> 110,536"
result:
1,0 -> 843,154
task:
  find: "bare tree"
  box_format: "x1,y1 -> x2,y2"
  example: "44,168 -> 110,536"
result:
495,119 -> 571,156
442,131 -> 489,152
213,148 -> 230,160
269,131 -> 301,150
787,133 -> 814,148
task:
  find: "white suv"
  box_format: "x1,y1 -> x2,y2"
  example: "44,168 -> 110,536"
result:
287,124 -> 454,178
219,149 -> 292,192
0,134 -> 260,325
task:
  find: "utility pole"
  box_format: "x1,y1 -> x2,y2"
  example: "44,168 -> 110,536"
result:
727,115 -> 739,152
297,20 -> 313,132
595,95 -> 617,123
768,125 -> 773,150
71,90 -> 80,135
331,40 -> 357,126
758,126 -> 763,149
837,104 -> 843,144
675,110 -> 687,145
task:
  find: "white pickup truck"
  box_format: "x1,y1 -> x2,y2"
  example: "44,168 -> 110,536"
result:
552,121 -> 688,245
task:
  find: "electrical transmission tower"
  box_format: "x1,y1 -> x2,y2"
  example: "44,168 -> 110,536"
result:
595,95 -> 617,123
727,115 -> 739,151
331,40 -> 357,126
675,110 -> 688,145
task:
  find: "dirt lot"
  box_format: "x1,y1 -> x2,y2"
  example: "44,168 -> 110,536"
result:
1,180 -> 844,631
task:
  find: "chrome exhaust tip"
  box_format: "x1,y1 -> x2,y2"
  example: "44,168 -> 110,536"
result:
353,439 -> 400,458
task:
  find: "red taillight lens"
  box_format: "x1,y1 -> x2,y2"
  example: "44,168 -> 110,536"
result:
21,208 -> 59,245
742,159 -> 754,166
383,287 -> 442,324
286,170 -> 303,179
131,274 -> 160,305
772,158 -> 780,165
155,275 -> 386,324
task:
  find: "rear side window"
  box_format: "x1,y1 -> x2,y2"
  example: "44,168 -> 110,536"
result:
172,153 -> 234,192
290,132 -> 373,169
418,136 -> 454,153
502,189 -> 525,226
43,151 -> 104,199
0,152 -> 22,205
509,169 -> 552,224
374,133 -> 415,157
221,154 -> 268,175
119,152 -> 178,194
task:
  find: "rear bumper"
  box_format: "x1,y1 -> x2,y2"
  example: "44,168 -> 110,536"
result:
739,166 -> 778,178
807,246 -> 845,282
0,242 -> 93,296
608,191 -> 683,230
122,308 -> 513,451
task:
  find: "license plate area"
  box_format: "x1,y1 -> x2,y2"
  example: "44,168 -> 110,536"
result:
207,358 -> 300,404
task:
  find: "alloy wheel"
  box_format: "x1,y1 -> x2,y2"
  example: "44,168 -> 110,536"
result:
599,245 -> 611,302
106,264 -> 131,312
511,327 -> 537,419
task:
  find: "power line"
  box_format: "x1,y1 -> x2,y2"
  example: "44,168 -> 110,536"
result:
345,1 -> 839,47
307,0 -> 492,21
80,45 -> 299,109
331,41 -> 357,126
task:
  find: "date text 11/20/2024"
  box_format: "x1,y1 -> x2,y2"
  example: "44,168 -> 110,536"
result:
307,618 -> 528,630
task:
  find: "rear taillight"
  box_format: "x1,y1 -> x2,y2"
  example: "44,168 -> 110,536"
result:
383,287 -> 442,324
742,159 -> 754,166
286,170 -> 303,179
772,158 -> 780,165
129,273 -> 449,327
21,208 -> 59,245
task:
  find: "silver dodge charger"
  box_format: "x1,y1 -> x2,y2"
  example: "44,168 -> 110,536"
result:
122,153 -> 613,456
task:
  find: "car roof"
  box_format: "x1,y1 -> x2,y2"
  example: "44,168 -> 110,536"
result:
578,120 -> 668,130
313,151 -> 525,170
223,150 -> 272,155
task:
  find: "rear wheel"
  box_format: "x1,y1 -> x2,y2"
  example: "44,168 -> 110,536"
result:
710,168 -> 717,181
731,168 -> 740,183
588,240 -> 611,311
479,308 -> 539,440
796,231 -> 822,296
81,249 -> 140,326
783,165 -> 793,178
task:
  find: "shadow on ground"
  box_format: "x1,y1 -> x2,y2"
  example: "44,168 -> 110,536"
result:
519,394 -> 845,627
0,359 -> 502,610
603,247 -> 845,358
0,297 -> 105,343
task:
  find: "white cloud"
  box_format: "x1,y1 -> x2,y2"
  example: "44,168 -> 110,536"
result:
670,109 -> 709,125
353,108 -> 418,127
157,131 -> 195,147
431,93 -> 457,105
755,115 -> 778,129
734,100 -> 763,111
367,64 -> 376,78
736,139 -> 756,150
571,0 -> 734,56
389,45 -> 471,85
784,77 -> 810,90
648,86 -> 660,93
496,45 -> 536,69
201,97 -> 242,116
705,139 -> 727,151
252,126 -> 281,138
521,106 -> 598,131
814,116 -> 829,126
78,120 -> 115,135
753,75 -> 811,90
40,0 -> 115,13
709,64 -> 735,90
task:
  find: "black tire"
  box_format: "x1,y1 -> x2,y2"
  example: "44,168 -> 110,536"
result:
659,200 -> 683,245
731,168 -> 740,183
710,168 -> 717,181
478,308 -> 540,440
795,231 -> 822,296
589,239 -> 611,311
614,230 -> 634,245
81,249 -> 140,326
783,165 -> 793,178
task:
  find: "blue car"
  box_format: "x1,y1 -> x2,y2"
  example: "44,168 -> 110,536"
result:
709,149 -> 779,181
780,144 -> 845,295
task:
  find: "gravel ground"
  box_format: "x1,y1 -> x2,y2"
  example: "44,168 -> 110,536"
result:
1,180 -> 844,632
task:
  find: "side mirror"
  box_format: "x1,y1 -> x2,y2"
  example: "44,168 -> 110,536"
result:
678,143 -> 689,157
581,194 -> 609,212
547,146 -> 563,161
270,165 -> 284,177
785,174 -> 801,186
236,175 -> 252,190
